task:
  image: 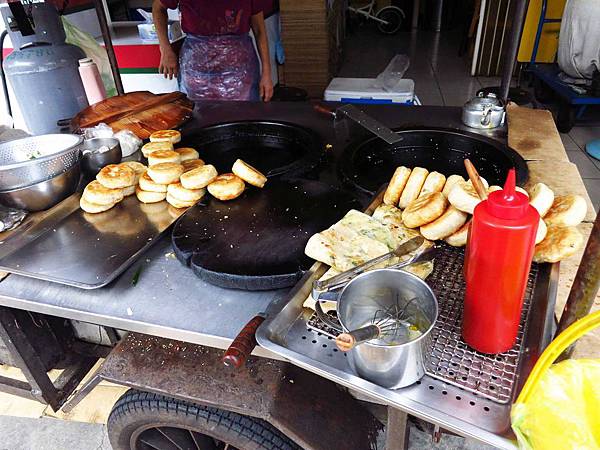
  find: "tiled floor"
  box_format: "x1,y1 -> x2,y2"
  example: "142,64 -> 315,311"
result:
339,26 -> 600,214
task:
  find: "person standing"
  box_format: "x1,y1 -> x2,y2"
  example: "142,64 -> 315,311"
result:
152,0 -> 273,101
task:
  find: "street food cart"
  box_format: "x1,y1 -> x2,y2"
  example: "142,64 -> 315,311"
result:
0,98 -> 597,450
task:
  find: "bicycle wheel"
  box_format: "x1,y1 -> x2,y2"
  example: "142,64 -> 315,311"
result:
376,6 -> 405,34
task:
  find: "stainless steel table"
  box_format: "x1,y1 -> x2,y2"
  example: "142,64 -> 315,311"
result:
0,237 -> 284,358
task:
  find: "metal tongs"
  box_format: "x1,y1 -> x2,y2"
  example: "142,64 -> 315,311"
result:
312,236 -> 436,301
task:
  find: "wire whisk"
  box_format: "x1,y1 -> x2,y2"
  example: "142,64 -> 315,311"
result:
336,296 -> 427,351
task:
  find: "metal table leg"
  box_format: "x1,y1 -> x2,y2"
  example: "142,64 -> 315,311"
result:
386,407 -> 410,450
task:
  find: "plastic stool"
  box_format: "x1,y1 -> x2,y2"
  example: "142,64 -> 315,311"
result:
586,139 -> 600,161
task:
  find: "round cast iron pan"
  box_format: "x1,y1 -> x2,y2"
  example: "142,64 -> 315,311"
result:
339,128 -> 528,194
172,179 -> 360,291
180,121 -> 324,177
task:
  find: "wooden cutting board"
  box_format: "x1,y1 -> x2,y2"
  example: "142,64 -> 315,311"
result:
71,91 -> 194,139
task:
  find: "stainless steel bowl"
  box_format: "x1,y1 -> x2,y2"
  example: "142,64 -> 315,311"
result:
80,138 -> 122,176
323,269 -> 438,389
0,163 -> 81,211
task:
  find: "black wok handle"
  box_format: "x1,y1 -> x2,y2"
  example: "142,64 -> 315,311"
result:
222,315 -> 265,369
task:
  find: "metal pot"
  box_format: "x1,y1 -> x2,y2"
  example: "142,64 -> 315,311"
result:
462,93 -> 505,129
315,269 -> 438,389
80,138 -> 122,176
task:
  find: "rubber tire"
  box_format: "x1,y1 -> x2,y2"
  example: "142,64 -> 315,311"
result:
555,104 -> 576,133
107,389 -> 301,450
376,7 -> 405,34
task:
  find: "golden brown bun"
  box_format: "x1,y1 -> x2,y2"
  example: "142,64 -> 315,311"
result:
139,171 -> 168,193
401,192 -> 448,228
147,162 -> 184,185
442,175 -> 465,197
533,225 -> 583,263
399,167 -> 428,209
97,164 -> 136,189
444,220 -> 470,247
135,186 -> 167,204
166,192 -> 196,208
149,129 -> 181,144
148,150 -> 181,166
142,141 -> 173,157
180,164 -> 218,189
535,219 -> 547,245
528,182 -> 554,217
448,181 -> 481,214
420,205 -> 468,240
182,159 -> 205,172
80,196 -> 116,213
175,147 -> 199,161
122,185 -> 136,197
83,180 -> 124,205
207,173 -> 245,201
119,161 -> 147,184
419,171 -> 446,197
167,183 -> 206,202
232,159 -> 267,188
544,194 -> 586,227
383,166 -> 411,206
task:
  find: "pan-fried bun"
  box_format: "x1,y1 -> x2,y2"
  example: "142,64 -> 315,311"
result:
419,171 -> 446,197
166,192 -> 197,208
180,164 -> 218,189
182,159 -> 205,172
175,147 -> 199,161
383,166 -> 411,206
80,196 -> 116,213
119,161 -> 146,184
136,186 -> 167,204
420,206 -> 468,240
139,171 -> 168,192
83,180 -> 124,205
401,192 -> 448,228
97,164 -> 136,189
147,162 -> 184,185
167,183 -> 206,202
399,167 -> 428,209
149,129 -> 181,144
207,173 -> 245,201
148,150 -> 181,166
533,225 -> 583,263
232,159 -> 267,188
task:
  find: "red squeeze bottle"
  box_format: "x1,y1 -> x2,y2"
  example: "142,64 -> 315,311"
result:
462,169 -> 539,354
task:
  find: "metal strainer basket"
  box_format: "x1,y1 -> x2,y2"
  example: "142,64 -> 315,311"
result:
0,134 -> 83,191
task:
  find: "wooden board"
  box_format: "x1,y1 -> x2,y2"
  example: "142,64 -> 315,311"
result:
71,91 -> 194,139
171,179 -> 360,291
525,160 -> 597,222
507,103 -> 569,162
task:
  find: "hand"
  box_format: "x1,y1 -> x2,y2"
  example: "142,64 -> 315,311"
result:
159,46 -> 179,80
259,72 -> 273,102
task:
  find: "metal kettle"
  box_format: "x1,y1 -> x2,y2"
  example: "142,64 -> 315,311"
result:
462,93 -> 505,129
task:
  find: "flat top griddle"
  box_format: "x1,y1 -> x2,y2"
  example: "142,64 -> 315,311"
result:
172,179 -> 360,291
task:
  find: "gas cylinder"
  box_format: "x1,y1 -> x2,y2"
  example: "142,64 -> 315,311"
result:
1,3 -> 88,135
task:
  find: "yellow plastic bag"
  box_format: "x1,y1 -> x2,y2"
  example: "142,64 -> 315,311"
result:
511,310 -> 600,450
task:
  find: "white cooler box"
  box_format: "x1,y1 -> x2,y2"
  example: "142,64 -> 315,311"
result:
324,77 -> 415,104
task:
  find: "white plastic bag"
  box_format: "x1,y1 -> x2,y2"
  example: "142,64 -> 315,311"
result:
61,17 -> 117,98
373,55 -> 410,92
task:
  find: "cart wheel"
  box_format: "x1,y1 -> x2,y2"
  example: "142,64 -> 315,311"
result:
556,104 -> 576,133
107,390 -> 301,450
533,79 -> 553,103
376,7 -> 405,34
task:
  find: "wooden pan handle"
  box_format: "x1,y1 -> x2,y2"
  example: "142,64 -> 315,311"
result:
335,325 -> 380,352
464,159 -> 488,200
313,103 -> 336,117
222,315 -> 265,369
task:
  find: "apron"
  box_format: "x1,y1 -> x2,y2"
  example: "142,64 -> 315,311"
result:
179,34 -> 260,101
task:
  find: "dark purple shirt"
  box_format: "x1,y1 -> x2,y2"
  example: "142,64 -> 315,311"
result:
160,0 -> 262,36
